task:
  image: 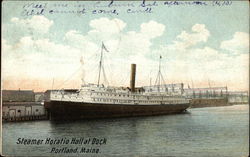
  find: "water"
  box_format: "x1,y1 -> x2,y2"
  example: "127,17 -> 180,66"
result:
3,105 -> 249,157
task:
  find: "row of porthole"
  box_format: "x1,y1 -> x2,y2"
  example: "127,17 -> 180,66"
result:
91,93 -> 184,100
92,98 -> 184,104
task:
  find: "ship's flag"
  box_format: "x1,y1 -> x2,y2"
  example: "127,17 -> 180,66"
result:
102,42 -> 109,52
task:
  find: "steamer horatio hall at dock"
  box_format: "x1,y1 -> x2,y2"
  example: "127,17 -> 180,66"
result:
44,43 -> 191,120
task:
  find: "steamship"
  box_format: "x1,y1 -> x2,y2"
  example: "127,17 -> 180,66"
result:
44,43 -> 190,120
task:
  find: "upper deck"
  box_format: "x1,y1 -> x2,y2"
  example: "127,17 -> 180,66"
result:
47,84 -> 190,105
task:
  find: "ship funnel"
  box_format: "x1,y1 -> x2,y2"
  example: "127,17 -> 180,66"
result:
130,64 -> 136,92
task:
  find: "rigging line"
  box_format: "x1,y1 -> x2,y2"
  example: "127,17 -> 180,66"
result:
105,57 -> 119,84
123,71 -> 130,87
104,55 -> 125,85
154,73 -> 158,86
161,73 -> 168,90
101,64 -> 109,86
80,47 -> 101,69
148,69 -> 153,86
160,72 -> 166,85
56,65 -> 82,89
154,71 -> 161,86
90,61 -> 100,84
119,60 -> 129,85
88,49 -> 100,60
117,64 -> 127,85
122,72 -> 129,86
114,59 -> 129,86
160,68 -> 168,86
102,52 -> 113,85
118,70 -> 128,87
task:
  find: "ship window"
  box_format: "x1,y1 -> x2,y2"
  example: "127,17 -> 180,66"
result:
18,110 -> 21,113
36,109 -> 39,112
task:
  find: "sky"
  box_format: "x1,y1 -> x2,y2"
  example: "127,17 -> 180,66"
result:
2,1 -> 249,92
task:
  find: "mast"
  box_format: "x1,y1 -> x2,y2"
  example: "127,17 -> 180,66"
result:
97,44 -> 103,86
158,55 -> 161,87
97,42 -> 109,87
154,55 -> 166,91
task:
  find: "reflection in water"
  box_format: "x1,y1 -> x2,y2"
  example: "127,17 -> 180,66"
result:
3,105 -> 249,157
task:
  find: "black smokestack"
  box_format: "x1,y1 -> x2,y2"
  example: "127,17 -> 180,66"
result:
130,64 -> 136,92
